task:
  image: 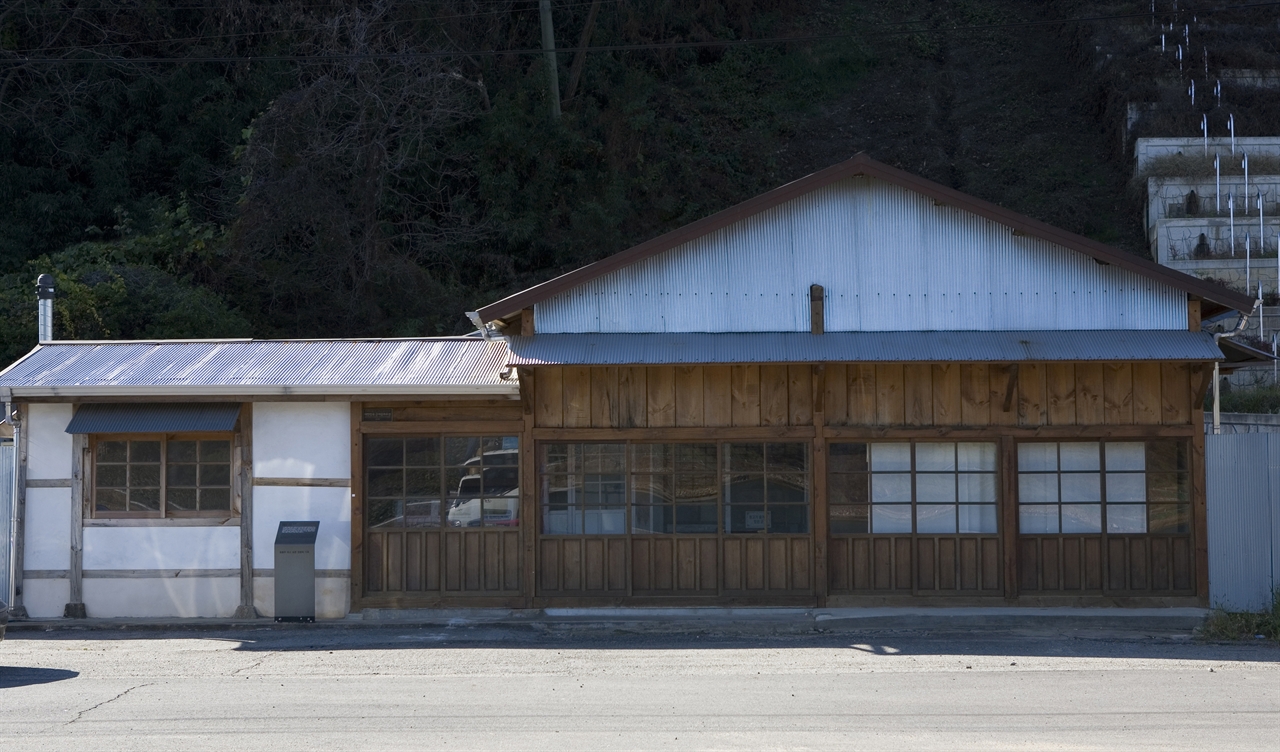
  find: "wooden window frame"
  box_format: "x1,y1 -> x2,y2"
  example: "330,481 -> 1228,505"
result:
536,439 -> 812,537
89,432 -> 239,520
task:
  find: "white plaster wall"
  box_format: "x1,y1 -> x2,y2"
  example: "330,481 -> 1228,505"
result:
26,403 -> 73,479
252,485 -> 350,570
253,402 -> 350,478
22,579 -> 69,618
253,575 -> 350,620
84,526 -> 240,571
23,487 -> 70,570
84,578 -> 239,618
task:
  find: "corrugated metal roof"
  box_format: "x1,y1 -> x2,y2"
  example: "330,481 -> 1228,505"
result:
66,402 -> 243,434
0,339 -> 518,397
506,330 -> 1225,365
533,177 -> 1191,334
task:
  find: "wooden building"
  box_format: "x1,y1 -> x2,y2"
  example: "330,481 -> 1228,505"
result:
0,155 -> 1254,618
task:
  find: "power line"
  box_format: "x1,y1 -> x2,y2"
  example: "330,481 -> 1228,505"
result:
3,1 -> 1278,66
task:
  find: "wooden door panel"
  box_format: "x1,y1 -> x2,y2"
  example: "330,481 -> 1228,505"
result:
1018,535 -> 1193,595
830,536 -> 1002,594
363,529 -> 519,597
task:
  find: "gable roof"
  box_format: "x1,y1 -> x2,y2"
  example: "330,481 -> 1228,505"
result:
476,153 -> 1253,324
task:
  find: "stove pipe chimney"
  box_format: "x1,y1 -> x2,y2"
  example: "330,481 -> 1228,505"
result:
36,274 -> 54,343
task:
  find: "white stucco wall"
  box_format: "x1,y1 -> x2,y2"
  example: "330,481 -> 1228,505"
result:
83,526 -> 240,571
22,579 -> 69,618
253,575 -> 350,620
23,487 -> 70,570
26,403 -> 72,479
251,486 -> 350,571
84,577 -> 239,618
253,402 -> 350,478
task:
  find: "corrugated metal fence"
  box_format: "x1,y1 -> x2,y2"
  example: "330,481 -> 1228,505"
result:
1207,433 -> 1280,611
0,441 -> 12,609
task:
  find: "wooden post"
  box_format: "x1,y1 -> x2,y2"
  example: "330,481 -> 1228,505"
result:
11,404 -> 28,618
1000,435 -> 1019,601
348,402 -> 364,612
811,364 -> 828,606
809,285 -> 825,335
63,433 -> 86,618
234,404 -> 257,619
519,368 -> 539,608
1190,369 -> 1210,604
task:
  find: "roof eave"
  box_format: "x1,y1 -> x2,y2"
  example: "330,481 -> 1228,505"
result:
2,384 -> 521,399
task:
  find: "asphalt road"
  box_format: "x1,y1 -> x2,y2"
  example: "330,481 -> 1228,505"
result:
1,626 -> 1278,751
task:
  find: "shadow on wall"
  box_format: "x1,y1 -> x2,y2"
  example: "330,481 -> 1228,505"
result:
0,667 -> 80,688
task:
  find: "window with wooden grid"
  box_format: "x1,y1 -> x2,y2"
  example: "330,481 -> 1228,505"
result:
1016,440 -> 1190,535
828,442 -> 999,535
92,436 -> 234,518
365,435 -> 520,530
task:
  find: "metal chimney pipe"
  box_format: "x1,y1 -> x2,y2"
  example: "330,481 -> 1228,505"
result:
36,274 -> 54,343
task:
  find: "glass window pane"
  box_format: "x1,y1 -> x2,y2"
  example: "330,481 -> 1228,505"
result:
1148,473 -> 1189,502
675,444 -> 717,473
871,473 -> 912,503
1019,505 -> 1059,534
583,475 -> 625,505
445,436 -> 480,466
483,465 -> 519,496
199,463 -> 230,488
766,443 -> 806,473
767,474 -> 808,505
130,464 -> 160,488
1149,504 -> 1190,534
632,505 -> 673,534
829,473 -> 869,505
97,441 -> 127,463
168,440 -> 197,462
829,443 -> 868,473
1107,504 -> 1147,534
368,500 -> 403,528
768,504 -> 808,534
405,468 -> 441,497
542,505 -> 582,534
1106,472 -> 1146,503
1105,442 -> 1146,472
829,505 -> 869,534
584,507 -> 626,534
366,438 -> 403,467
958,473 -> 996,503
199,441 -> 230,463
405,499 -> 441,528
675,503 -> 719,534
446,497 -> 482,527
1147,440 -> 1187,473
1018,443 -> 1057,472
915,443 -> 956,472
675,474 -> 717,503
96,464 -> 127,488
130,487 -> 160,512
482,498 -> 519,527
582,444 -> 625,473
726,443 -> 764,473
916,474 -> 956,503
633,474 -> 673,505
167,463 -> 197,488
130,441 -> 161,463
1060,472 -> 1101,502
870,443 -> 911,471
95,487 -> 126,512
1019,473 -> 1059,503
368,468 -> 404,498
1061,504 -> 1102,534
957,442 -> 997,472
958,504 -> 997,534
446,467 -> 476,497
543,474 -> 582,506
199,487 -> 231,512
723,475 -> 765,506
916,504 -> 957,534
405,437 -> 440,467
541,443 -> 572,473
631,444 -> 671,473
726,505 -> 767,533
871,504 -> 912,534
168,487 -> 197,511
1060,442 -> 1100,471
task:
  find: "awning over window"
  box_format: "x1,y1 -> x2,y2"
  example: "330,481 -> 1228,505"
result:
65,403 -> 242,434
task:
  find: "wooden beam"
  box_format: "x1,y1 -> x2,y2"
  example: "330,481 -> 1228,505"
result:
520,308 -> 535,336
810,284 -> 824,334
252,477 -> 351,488
64,433 -> 87,618
235,404 -> 256,618
1001,364 -> 1020,413
348,402 -> 364,611
11,404 -> 28,617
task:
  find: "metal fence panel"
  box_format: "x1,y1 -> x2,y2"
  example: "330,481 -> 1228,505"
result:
0,441 -> 12,609
1206,433 -> 1278,611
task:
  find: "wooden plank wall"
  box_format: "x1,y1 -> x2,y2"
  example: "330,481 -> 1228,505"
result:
532,363 -> 1197,428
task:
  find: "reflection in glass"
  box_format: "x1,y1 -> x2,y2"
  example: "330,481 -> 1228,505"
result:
872,504 -> 912,534
1019,505 -> 1058,534
1061,504 -> 1102,533
958,504 -> 997,534
915,504 -> 957,534
1107,504 -> 1147,534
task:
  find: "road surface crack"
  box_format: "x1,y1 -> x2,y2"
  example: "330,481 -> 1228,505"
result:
66,683 -> 155,725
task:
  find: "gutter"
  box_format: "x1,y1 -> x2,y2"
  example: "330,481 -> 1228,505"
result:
1211,300 -> 1261,435
0,384 -> 521,399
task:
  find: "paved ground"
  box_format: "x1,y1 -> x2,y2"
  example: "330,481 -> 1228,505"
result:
1,626 -> 1278,750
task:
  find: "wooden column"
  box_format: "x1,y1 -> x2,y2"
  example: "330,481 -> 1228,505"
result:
64,433 -> 87,618
1000,435 -> 1019,601
811,365 -> 828,606
348,402 -> 364,611
234,404 -> 257,618
519,369 -> 539,608
1190,366 -> 1210,604
10,404 -> 28,618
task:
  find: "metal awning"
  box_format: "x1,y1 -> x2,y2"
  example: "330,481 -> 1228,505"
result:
65,403 -> 243,434
506,330 -> 1226,366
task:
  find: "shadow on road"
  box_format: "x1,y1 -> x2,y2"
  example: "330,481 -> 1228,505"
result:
0,667 -> 79,688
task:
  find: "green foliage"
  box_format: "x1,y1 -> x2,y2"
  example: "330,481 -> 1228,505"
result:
1205,384 -> 1280,415
1200,591 -> 1280,643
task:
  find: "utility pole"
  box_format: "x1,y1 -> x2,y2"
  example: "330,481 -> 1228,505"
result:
539,0 -> 562,121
